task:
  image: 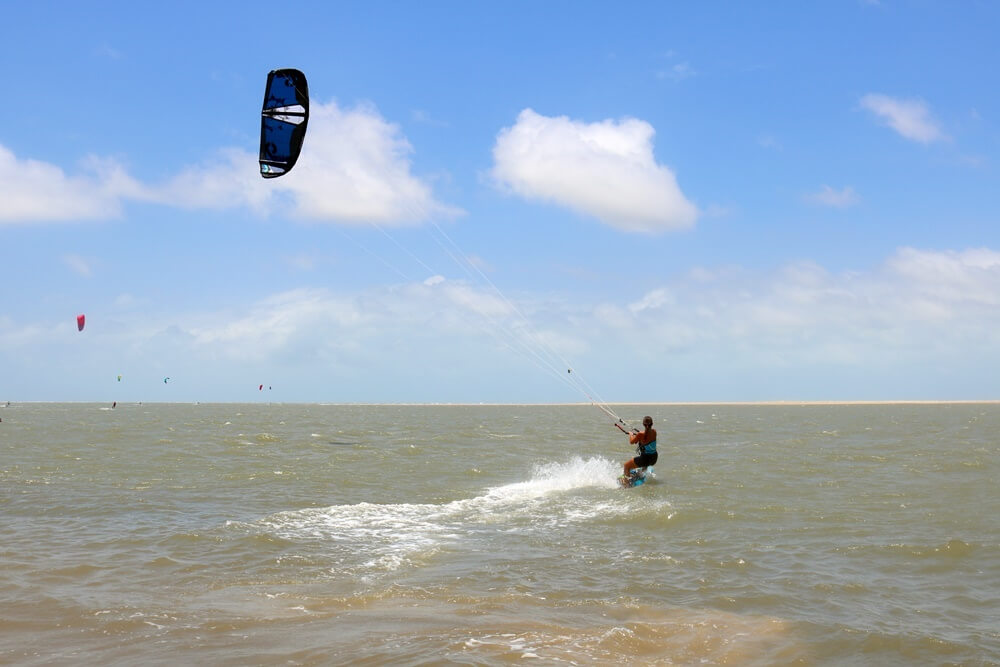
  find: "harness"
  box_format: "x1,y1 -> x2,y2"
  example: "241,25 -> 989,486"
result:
633,430 -> 657,456
636,439 -> 657,456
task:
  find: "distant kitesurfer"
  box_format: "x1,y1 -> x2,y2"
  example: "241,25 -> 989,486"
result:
623,416 -> 657,479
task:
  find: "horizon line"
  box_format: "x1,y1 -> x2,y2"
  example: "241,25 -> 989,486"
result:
5,399 -> 1000,406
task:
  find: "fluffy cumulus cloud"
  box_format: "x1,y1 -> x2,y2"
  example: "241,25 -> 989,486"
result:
491,109 -> 698,233
0,146 -> 145,223
274,102 -> 463,224
148,147 -> 270,214
860,93 -> 947,144
153,101 -> 462,224
0,101 -> 459,226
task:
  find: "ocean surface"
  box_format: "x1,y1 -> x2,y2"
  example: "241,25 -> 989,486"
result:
1,402 -> 998,665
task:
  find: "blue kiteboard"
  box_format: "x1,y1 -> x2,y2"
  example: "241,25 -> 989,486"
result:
618,468 -> 651,488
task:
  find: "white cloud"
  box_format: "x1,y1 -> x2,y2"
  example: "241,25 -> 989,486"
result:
284,253 -> 318,271
113,293 -> 148,309
186,288 -> 366,361
192,247 -> 1000,397
0,101 -> 460,226
885,247 -> 1000,306
170,247 -> 1000,369
270,101 -> 463,224
0,145 -> 142,224
611,248 -> 1000,368
5,247 -> 1000,400
63,254 -> 94,277
411,109 -> 449,127
629,287 -> 675,314
95,42 -> 123,59
147,102 -> 462,225
655,50 -> 696,81
805,185 -> 860,208
147,147 -> 271,213
757,134 -> 782,150
860,93 -> 947,144
491,109 -> 698,234
439,281 -> 512,319
166,277 -> 510,353
657,62 -> 696,81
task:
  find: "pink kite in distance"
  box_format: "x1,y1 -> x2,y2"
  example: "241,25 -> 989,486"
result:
76,314 -> 85,332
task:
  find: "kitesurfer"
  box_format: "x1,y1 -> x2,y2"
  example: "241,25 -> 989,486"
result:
623,416 -> 657,479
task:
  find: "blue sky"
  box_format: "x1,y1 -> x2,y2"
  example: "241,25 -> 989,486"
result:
2,1 -> 999,403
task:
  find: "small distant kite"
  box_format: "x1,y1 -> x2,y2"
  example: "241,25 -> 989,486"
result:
76,314 -> 86,331
259,68 -> 309,178
163,377 -> 170,384
117,375 -> 122,382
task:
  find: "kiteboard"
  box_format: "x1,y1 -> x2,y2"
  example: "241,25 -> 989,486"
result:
618,468 -> 650,489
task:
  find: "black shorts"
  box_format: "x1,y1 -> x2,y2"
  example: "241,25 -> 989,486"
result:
634,451 -> 658,468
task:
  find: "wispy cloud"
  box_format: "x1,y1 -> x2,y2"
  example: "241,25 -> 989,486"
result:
94,42 -> 123,60
411,109 -> 449,127
655,50 -> 696,81
860,93 -> 947,144
490,109 -> 698,234
5,247 -> 1000,400
656,61 -> 696,81
757,134 -> 782,151
169,278 -> 517,366
805,185 -> 860,208
614,247 -> 1000,356
284,253 -> 318,271
63,254 -> 94,277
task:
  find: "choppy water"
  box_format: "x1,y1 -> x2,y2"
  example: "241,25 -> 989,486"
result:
1,402 -> 998,665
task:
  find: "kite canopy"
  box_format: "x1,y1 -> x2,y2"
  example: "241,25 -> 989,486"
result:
259,68 -> 309,178
76,314 -> 85,331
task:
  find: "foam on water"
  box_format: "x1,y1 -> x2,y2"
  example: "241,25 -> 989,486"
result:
254,456 -> 668,578
481,455 -> 623,501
